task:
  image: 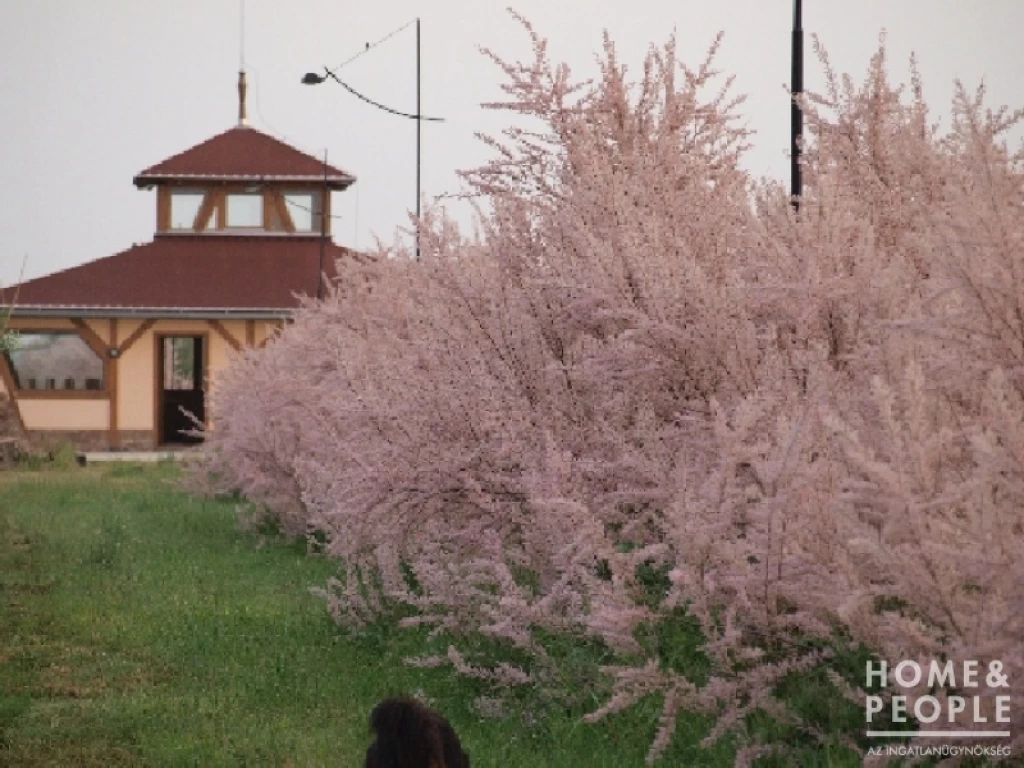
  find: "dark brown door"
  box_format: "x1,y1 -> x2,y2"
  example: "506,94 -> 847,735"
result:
159,336 -> 205,445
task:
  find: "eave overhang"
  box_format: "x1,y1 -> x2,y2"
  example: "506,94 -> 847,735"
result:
133,172 -> 356,191
4,305 -> 293,320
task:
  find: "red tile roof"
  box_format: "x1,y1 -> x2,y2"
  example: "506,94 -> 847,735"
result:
134,126 -> 355,190
4,235 -> 353,315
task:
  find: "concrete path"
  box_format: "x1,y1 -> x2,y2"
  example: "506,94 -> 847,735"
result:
79,450 -> 203,464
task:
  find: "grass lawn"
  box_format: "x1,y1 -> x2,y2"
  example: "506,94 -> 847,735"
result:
0,461 -> 866,766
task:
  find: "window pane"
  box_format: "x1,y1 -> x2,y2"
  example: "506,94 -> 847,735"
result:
5,333 -> 104,391
163,337 -> 196,390
284,193 -> 316,231
171,192 -> 203,229
227,193 -> 263,227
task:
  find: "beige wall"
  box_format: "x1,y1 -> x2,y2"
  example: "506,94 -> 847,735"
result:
117,319 -> 154,430
6,315 -> 277,442
258,321 -> 277,346
10,317 -> 122,340
84,317 -> 112,343
7,317 -> 76,330
118,318 -> 254,430
20,398 -> 109,430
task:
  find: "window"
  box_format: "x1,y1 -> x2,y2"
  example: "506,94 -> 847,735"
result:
226,193 -> 263,227
170,191 -> 204,229
283,192 -> 319,232
3,332 -> 104,391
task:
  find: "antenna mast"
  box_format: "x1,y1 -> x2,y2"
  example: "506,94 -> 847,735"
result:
240,0 -> 246,70
237,0 -> 248,125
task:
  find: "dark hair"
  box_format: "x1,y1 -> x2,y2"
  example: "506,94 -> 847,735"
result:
364,697 -> 470,768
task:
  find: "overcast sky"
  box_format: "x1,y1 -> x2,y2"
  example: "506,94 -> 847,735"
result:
2,1 -> 1022,287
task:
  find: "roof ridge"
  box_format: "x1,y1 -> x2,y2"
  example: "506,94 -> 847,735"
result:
240,122 -> 318,162
135,124 -> 238,176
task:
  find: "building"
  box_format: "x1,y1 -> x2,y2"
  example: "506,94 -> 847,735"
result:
0,73 -> 355,451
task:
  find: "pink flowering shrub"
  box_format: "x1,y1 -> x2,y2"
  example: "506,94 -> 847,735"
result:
197,15 -> 1023,764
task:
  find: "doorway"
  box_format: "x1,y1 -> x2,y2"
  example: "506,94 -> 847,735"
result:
157,335 -> 206,445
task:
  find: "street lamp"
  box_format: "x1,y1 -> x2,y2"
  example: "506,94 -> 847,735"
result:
303,18 -> 444,261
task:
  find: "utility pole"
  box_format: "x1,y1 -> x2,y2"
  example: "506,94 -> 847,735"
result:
319,148 -> 327,300
791,0 -> 804,212
416,17 -> 421,261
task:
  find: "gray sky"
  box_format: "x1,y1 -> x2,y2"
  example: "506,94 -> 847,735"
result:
2,1 -> 1022,287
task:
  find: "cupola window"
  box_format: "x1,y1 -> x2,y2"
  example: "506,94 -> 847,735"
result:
226,193 -> 263,228
283,192 -> 319,232
170,191 -> 204,229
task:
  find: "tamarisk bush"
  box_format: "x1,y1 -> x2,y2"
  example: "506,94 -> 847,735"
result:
199,15 -> 1023,764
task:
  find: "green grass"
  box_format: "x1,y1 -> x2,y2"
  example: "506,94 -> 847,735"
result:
0,463 -> 869,766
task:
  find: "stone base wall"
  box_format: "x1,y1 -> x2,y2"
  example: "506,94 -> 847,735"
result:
24,430 -> 157,453
0,394 -> 21,439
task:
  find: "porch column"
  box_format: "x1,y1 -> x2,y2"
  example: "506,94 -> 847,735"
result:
108,318 -> 119,449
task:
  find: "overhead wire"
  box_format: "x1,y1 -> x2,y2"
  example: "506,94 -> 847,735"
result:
327,19 -> 418,73
319,18 -> 444,122
284,196 -> 345,221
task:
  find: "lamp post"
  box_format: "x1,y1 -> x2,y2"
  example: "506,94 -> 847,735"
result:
303,18 -> 444,261
791,0 -> 804,212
